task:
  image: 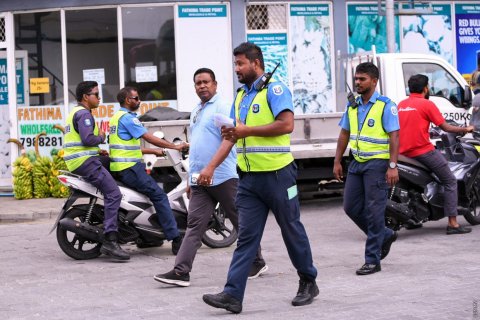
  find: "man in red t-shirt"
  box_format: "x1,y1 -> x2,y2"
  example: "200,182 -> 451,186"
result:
398,74 -> 474,235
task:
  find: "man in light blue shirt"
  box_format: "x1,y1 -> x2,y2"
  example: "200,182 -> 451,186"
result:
154,68 -> 266,287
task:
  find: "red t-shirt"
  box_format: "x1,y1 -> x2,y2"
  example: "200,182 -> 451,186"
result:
398,93 -> 445,157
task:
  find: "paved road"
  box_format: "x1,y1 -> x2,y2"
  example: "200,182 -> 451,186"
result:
1,198 -> 479,320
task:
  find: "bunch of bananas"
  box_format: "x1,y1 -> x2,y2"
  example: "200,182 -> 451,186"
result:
31,132 -> 51,198
8,138 -> 33,200
50,149 -> 69,198
12,155 -> 34,199
33,155 -> 52,198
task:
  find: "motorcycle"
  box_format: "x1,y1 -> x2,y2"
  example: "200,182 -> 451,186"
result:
49,146 -> 237,260
385,129 -> 480,231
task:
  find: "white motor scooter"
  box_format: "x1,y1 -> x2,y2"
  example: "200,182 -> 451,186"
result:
50,145 -> 237,260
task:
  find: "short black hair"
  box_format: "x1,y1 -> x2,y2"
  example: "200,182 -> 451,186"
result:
117,86 -> 136,105
193,68 -> 216,82
75,81 -> 98,102
233,42 -> 265,70
408,74 -> 429,94
355,62 -> 379,80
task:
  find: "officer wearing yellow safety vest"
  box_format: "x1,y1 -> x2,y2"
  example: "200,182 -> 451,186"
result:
202,42 -> 318,314
333,62 -> 399,276
63,81 -> 129,261
109,87 -> 188,254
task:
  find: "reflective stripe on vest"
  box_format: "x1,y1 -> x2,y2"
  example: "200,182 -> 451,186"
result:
63,106 -> 99,172
348,98 -> 390,162
234,81 -> 294,172
109,110 -> 143,171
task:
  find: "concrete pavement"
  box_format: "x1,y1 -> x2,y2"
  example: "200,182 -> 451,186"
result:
0,197 -> 479,319
0,196 -> 67,222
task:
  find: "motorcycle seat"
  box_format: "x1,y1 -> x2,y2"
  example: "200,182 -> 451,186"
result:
398,155 -> 429,171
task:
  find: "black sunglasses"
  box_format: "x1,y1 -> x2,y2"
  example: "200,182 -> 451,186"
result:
86,92 -> 100,98
128,96 -> 140,101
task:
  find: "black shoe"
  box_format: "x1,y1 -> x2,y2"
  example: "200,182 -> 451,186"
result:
154,269 -> 190,287
203,292 -> 242,314
136,240 -> 164,249
171,235 -> 183,255
381,231 -> 397,260
446,225 -> 472,235
355,263 -> 381,276
291,278 -> 319,306
100,241 -> 130,261
248,260 -> 269,279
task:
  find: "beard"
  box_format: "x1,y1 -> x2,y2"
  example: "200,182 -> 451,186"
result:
131,102 -> 141,111
425,91 -> 430,99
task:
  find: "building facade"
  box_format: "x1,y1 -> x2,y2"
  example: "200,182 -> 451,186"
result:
0,0 -> 478,187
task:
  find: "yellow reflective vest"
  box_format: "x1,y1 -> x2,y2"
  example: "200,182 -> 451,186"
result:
109,110 -> 143,172
63,106 -> 100,172
234,81 -> 294,172
348,97 -> 390,162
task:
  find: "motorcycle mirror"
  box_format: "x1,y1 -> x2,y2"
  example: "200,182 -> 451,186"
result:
153,131 -> 165,139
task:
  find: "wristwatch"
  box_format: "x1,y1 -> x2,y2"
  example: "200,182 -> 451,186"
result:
389,161 -> 397,169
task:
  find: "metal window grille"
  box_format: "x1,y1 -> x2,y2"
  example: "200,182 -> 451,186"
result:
0,17 -> 5,44
246,4 -> 286,31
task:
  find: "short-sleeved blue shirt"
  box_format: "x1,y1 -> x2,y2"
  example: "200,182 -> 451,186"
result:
117,107 -> 148,140
339,91 -> 399,133
189,94 -> 238,186
230,76 -> 293,124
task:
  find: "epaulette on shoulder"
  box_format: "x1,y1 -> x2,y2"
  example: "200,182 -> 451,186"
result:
376,95 -> 391,104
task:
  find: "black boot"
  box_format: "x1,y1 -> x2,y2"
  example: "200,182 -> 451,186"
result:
100,232 -> 130,261
291,276 -> 319,306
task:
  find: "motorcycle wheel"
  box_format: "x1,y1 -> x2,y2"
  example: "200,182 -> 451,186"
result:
464,189 -> 480,225
201,205 -> 238,248
56,207 -> 103,260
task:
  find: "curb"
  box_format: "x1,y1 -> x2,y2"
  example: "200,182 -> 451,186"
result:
0,211 -> 59,222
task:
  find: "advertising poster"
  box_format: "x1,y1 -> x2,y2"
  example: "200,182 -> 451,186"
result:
347,3 -> 400,53
176,4 -> 233,111
247,33 -> 289,86
16,106 -> 65,157
14,100 -> 177,157
455,3 -> 480,77
400,3 -> 453,64
0,57 -> 26,105
290,3 -> 334,114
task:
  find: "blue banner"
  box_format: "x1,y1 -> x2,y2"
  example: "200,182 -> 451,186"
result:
290,4 -> 329,16
455,4 -> 480,75
178,5 -> 227,18
0,57 -> 25,105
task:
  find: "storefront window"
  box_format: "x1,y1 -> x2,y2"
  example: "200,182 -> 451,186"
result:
14,12 -> 63,106
122,6 -> 176,101
66,8 -> 119,104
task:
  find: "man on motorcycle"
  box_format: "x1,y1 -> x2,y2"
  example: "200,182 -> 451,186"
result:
398,74 -> 474,235
109,87 -> 188,254
63,81 -> 129,261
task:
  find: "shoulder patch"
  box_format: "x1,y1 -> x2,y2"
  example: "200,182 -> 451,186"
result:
272,84 -> 283,96
84,118 -> 92,127
391,106 -> 398,116
133,118 -> 142,126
